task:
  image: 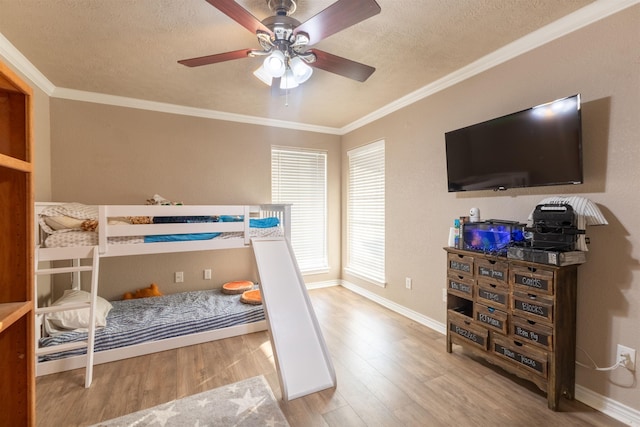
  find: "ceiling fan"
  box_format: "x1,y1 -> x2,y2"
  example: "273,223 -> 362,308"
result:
178,0 -> 381,90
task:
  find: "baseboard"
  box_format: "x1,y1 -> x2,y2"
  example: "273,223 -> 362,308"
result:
305,280 -> 340,290
575,385 -> 640,426
334,279 -> 639,426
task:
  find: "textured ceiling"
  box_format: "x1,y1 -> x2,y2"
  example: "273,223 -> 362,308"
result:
0,0 -> 596,129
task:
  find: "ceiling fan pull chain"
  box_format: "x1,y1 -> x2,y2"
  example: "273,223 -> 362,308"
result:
284,73 -> 289,107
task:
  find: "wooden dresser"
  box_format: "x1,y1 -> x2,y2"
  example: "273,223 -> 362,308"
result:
445,247 -> 579,410
0,59 -> 35,425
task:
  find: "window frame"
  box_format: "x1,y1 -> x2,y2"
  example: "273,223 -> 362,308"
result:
271,145 -> 329,275
345,140 -> 386,287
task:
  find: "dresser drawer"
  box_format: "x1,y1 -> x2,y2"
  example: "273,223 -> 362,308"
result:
447,253 -> 474,279
475,258 -> 509,285
447,274 -> 475,299
512,291 -> 554,323
448,309 -> 488,350
511,316 -> 553,351
492,335 -> 549,378
510,265 -> 555,295
474,303 -> 508,334
476,279 -> 509,310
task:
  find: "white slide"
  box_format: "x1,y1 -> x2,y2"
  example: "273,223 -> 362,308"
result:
252,237 -> 336,401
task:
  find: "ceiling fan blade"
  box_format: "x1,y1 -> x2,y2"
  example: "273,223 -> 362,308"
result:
178,49 -> 253,67
310,49 -> 375,82
294,0 -> 381,45
205,0 -> 273,36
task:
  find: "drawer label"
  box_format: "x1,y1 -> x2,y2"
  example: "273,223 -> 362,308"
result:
477,288 -> 506,305
478,266 -> 506,281
476,312 -> 504,330
514,299 -> 549,318
514,273 -> 549,292
450,260 -> 471,273
514,325 -> 551,347
494,343 -> 544,374
449,279 -> 472,295
449,323 -> 485,346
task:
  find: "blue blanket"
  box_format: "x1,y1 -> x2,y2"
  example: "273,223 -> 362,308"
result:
144,233 -> 221,243
142,217 -> 279,243
218,216 -> 280,228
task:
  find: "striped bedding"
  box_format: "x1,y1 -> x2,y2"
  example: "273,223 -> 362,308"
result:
39,289 -> 265,361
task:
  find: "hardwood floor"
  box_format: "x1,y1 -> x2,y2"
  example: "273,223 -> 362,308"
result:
36,286 -> 625,426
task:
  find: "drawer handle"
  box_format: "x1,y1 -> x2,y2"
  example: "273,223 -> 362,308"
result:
458,275 -> 464,280
489,283 -> 497,289
464,320 -> 471,325
528,266 -> 537,273
527,319 -> 537,325
513,341 -> 524,347
489,260 -> 496,265
488,307 -> 495,313
527,294 -> 537,300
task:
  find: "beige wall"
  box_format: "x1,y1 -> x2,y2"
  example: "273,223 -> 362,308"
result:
342,6 -> 639,411
49,100 -> 342,300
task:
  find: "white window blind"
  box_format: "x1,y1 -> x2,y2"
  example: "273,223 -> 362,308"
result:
272,146 -> 328,274
347,140 -> 385,286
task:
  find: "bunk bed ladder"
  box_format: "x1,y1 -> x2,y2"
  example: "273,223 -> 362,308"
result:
34,246 -> 100,388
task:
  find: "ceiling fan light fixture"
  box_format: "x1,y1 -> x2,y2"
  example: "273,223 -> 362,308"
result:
289,56 -> 313,84
280,69 -> 299,89
253,65 -> 273,86
263,50 -> 286,78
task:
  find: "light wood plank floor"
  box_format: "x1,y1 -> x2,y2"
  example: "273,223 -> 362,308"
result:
37,286 -> 625,426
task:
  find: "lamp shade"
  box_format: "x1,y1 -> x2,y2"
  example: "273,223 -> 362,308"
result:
263,50 -> 286,78
280,69 -> 299,89
253,65 -> 273,86
290,56 -> 313,84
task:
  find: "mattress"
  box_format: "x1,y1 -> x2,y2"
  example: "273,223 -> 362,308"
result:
39,289 -> 265,361
43,226 -> 283,248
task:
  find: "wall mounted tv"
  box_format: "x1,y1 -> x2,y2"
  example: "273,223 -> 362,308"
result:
445,94 -> 583,192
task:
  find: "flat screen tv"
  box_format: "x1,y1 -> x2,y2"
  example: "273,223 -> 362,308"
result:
445,94 -> 583,192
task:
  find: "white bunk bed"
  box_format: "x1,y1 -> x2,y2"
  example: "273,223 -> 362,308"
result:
34,202 -> 291,386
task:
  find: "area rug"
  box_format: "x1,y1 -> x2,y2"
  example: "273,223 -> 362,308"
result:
92,375 -> 290,426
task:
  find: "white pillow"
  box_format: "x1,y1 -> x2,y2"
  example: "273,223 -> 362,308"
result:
45,289 -> 113,332
43,215 -> 85,231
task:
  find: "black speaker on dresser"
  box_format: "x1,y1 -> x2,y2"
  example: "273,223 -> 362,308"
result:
528,203 -> 584,251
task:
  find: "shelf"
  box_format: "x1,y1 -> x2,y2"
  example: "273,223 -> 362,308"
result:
0,301 -> 32,333
0,152 -> 32,172
0,57 -> 35,426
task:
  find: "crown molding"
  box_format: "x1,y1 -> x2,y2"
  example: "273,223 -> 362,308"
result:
339,0 -> 640,134
0,32 -> 55,95
51,87 -> 342,135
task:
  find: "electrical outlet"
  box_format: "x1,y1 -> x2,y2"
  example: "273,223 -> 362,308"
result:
405,277 -> 412,289
617,344 -> 636,371
442,288 -> 447,302
203,269 -> 212,280
175,271 -> 184,283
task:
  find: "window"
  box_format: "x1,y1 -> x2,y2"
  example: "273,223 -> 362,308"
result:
271,146 -> 328,274
346,140 -> 385,286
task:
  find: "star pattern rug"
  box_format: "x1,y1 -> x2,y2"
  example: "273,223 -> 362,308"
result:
92,375 -> 290,427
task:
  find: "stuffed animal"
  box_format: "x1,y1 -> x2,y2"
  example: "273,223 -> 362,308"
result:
123,283 -> 164,300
